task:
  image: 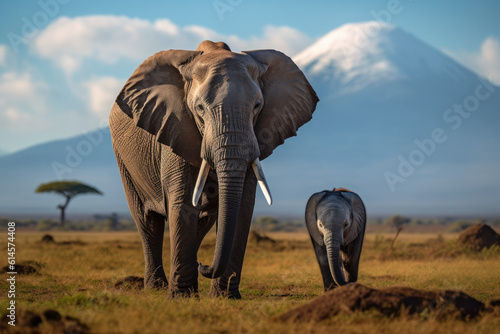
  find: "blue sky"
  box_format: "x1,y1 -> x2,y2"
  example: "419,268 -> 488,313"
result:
1,0 -> 499,153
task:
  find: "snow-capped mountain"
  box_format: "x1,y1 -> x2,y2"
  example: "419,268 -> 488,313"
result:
1,22 -> 499,217
294,22 -> 472,99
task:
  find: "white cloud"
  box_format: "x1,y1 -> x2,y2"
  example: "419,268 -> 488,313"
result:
0,45 -> 7,67
227,26 -> 313,55
4,108 -> 30,122
477,37 -> 500,84
0,72 -> 38,96
0,44 -> 17,68
86,76 -> 123,119
0,71 -> 47,130
444,36 -> 500,85
33,15 -> 313,74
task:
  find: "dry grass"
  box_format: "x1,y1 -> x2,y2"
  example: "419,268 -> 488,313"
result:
1,230 -> 499,333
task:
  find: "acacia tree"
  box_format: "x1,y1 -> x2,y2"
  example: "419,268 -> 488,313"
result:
35,181 -> 103,226
387,215 -> 409,251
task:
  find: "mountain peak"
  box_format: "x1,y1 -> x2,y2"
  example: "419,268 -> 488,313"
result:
294,21 -> 398,73
294,21 -> 468,98
311,21 -> 396,49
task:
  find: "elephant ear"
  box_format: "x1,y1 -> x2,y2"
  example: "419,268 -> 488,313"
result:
242,50 -> 319,160
340,191 -> 366,245
115,50 -> 203,167
305,191 -> 327,246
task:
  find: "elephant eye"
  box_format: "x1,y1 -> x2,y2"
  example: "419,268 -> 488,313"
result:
196,104 -> 205,115
254,101 -> 261,110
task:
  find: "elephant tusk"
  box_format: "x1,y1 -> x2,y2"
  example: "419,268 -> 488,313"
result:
192,159 -> 210,207
252,158 -> 273,205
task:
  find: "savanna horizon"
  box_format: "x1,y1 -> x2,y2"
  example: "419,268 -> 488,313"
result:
1,229 -> 499,333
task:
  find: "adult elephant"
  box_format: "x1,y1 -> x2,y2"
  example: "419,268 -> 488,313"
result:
110,41 -> 318,298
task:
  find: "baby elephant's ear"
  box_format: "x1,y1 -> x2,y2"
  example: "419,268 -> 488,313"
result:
340,191 -> 366,245
305,191 -> 327,246
242,50 -> 319,160
115,50 -> 203,167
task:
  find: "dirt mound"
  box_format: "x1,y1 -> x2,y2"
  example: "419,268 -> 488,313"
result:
39,234 -> 87,246
458,223 -> 500,251
2,261 -> 42,275
41,234 -> 55,243
0,309 -> 89,334
279,283 -> 484,322
249,230 -> 276,244
489,297 -> 500,308
58,240 -> 87,246
114,276 -> 144,290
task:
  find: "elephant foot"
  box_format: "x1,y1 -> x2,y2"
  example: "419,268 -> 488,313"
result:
144,266 -> 168,289
209,284 -> 242,299
209,274 -> 242,299
227,290 -> 242,299
170,287 -> 199,299
324,283 -> 339,292
169,279 -> 199,298
144,276 -> 168,289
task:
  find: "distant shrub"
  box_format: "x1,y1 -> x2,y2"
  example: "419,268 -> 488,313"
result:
1,217 -> 37,228
430,218 -> 443,225
29,215 -> 137,231
383,215 -> 408,228
367,219 -> 383,226
37,219 -> 59,231
373,234 -> 386,249
251,216 -> 305,232
252,216 -> 280,231
447,221 -> 474,233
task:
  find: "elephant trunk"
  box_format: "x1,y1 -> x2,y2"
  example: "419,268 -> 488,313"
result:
325,232 -> 348,286
198,146 -> 248,279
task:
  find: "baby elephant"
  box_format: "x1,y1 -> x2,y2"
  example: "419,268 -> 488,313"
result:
305,187 -> 366,291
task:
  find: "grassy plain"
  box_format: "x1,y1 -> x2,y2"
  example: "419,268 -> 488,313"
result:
1,230 -> 500,333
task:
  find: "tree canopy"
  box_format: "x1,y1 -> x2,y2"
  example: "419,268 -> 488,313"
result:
386,215 -> 409,230
35,180 -> 103,198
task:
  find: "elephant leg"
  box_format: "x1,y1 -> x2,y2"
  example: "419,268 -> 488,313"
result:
168,202 -> 200,297
115,152 -> 167,288
165,159 -> 200,297
209,171 -> 257,299
313,242 -> 336,291
138,211 -> 168,288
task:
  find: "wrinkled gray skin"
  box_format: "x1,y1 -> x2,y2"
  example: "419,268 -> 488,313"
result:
305,188 -> 366,291
110,41 -> 318,298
